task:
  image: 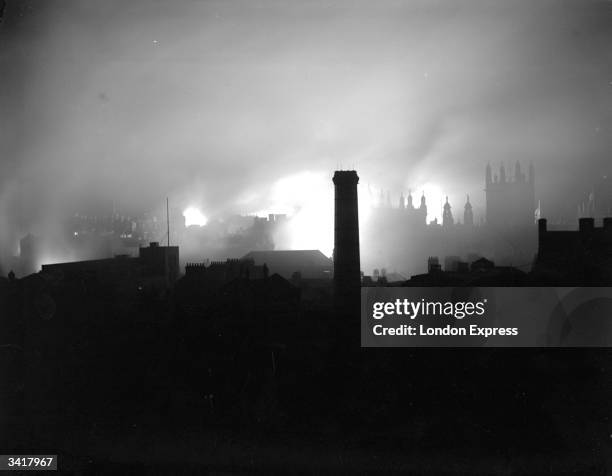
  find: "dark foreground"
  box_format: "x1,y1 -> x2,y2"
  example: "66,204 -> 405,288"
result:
2,275 -> 612,474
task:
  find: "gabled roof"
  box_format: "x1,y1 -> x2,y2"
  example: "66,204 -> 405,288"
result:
471,257 -> 495,270
216,273 -> 300,303
241,250 -> 332,269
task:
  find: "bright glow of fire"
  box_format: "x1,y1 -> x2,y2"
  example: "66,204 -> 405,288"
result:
254,171 -> 333,256
412,181 -> 445,224
183,207 -> 208,227
254,171 -> 375,258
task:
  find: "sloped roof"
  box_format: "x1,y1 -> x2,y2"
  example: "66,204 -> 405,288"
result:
471,257 -> 495,269
385,272 -> 407,283
241,250 -> 332,269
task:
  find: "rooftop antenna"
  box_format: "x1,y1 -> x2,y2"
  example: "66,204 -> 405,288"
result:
166,197 -> 170,246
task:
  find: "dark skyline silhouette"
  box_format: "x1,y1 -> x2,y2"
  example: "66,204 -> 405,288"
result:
2,1 -> 612,474
2,167 -> 612,474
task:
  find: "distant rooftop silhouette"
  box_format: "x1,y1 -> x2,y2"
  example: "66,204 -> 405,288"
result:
241,250 -> 332,280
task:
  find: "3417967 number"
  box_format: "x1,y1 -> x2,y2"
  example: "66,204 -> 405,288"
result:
0,455 -> 57,471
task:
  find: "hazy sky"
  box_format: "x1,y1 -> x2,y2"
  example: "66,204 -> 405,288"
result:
1,0 -> 611,254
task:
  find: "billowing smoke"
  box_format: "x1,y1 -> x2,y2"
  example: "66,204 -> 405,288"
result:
1,0 -> 610,273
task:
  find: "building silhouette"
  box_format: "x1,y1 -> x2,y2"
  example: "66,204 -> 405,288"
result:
406,255 -> 526,286
184,257 -> 264,282
242,250 -> 332,280
41,241 -> 179,291
4,166 -> 611,472
534,217 -> 612,284
363,162 -> 538,277
464,195 -> 474,226
442,196 -> 454,227
485,161 -> 535,229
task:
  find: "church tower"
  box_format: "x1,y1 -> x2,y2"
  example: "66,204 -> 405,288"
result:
442,196 -> 454,227
419,192 -> 427,224
485,162 -> 535,229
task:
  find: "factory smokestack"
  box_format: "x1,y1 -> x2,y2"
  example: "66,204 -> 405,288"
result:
333,170 -> 361,315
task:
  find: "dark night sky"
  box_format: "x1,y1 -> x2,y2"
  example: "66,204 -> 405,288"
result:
0,0 -> 611,256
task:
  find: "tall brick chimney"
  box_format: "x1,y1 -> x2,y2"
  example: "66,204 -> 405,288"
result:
333,170 -> 360,314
